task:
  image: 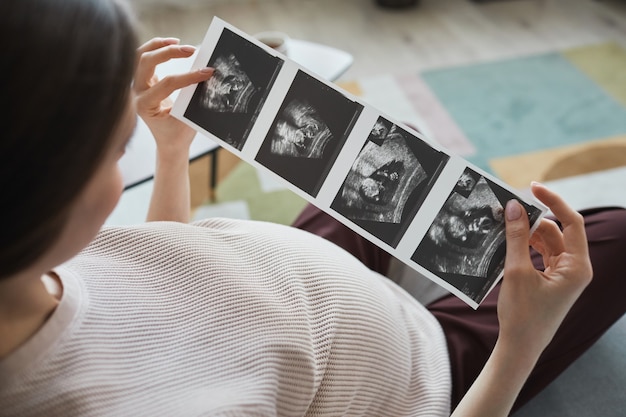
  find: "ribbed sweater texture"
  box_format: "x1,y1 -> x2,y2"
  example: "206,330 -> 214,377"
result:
0,219 -> 451,416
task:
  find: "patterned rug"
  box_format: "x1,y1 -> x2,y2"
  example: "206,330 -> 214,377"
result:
192,42 -> 626,224
341,42 -> 626,186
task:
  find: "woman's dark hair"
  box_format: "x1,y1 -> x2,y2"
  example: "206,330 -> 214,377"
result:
0,0 -> 138,278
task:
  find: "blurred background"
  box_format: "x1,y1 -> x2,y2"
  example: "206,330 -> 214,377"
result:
117,0 -> 626,217
131,0 -> 626,79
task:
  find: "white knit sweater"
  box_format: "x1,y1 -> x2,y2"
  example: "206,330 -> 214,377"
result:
0,219 -> 451,416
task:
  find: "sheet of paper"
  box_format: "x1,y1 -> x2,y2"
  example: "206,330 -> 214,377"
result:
172,17 -> 547,308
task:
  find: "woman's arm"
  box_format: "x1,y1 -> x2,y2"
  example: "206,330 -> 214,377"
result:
451,182 -> 593,417
133,37 -> 214,222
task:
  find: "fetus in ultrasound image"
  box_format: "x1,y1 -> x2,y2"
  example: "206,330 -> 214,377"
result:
270,99 -> 333,158
412,168 -> 542,303
359,159 -> 405,206
185,28 -> 283,150
331,117 -> 449,247
256,70 -> 363,197
199,54 -> 258,113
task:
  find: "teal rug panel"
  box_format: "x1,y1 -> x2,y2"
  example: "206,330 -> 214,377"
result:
421,52 -> 626,172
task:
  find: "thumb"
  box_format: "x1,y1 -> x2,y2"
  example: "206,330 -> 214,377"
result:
504,199 -> 532,272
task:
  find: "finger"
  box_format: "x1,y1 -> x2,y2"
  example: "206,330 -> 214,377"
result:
530,219 -> 564,269
528,237 -> 548,269
503,199 -> 534,275
135,44 -> 198,92
531,219 -> 564,255
135,38 -> 180,84
136,68 -> 214,115
531,182 -> 588,256
137,37 -> 180,55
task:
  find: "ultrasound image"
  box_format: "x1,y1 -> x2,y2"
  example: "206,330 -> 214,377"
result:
269,99 -> 333,158
256,70 -> 363,197
199,54 -> 257,113
412,167 -> 542,304
331,117 -> 449,247
184,28 -> 283,150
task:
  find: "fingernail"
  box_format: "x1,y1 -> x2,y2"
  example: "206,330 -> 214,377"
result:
506,200 -> 522,221
199,67 -> 214,74
180,45 -> 195,53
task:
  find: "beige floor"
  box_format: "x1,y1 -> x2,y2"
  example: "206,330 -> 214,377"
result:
132,0 -> 626,206
135,0 -> 626,80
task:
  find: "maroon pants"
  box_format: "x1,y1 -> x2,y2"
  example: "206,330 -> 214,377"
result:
292,205 -> 626,413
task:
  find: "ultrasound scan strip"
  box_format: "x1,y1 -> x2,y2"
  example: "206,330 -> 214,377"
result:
173,18 -> 548,308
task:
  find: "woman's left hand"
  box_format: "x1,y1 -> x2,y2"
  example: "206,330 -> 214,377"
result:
133,37 -> 213,154
497,183 -> 592,357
